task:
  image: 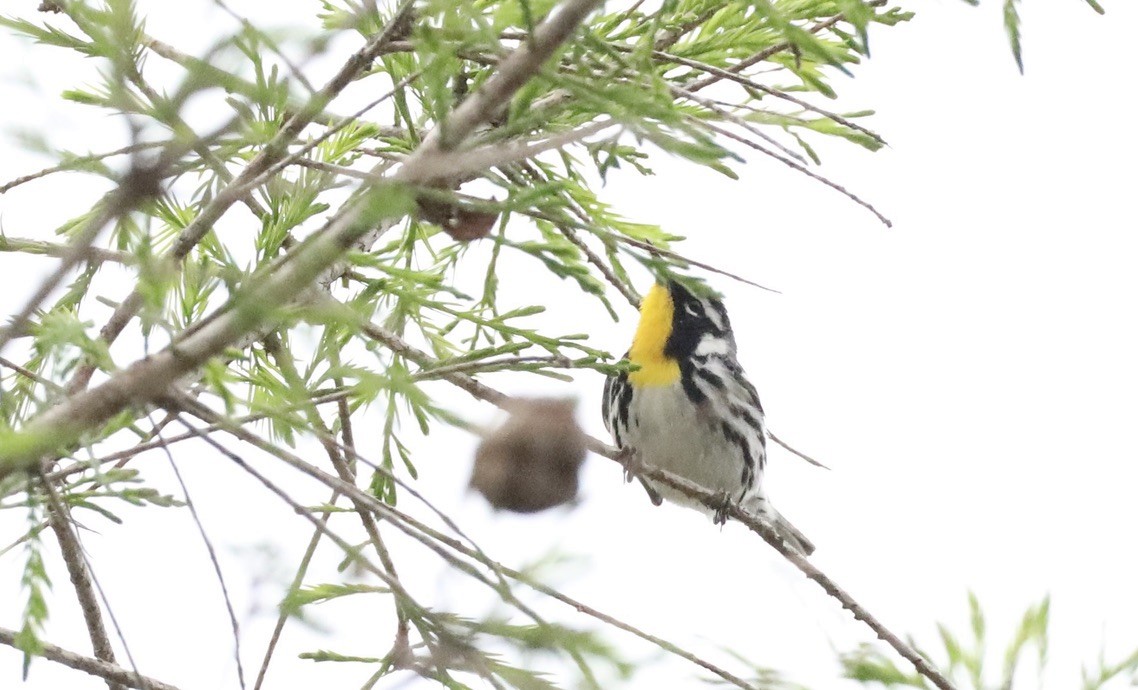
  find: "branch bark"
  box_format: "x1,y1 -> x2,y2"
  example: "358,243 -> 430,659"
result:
61,0 -> 418,396
0,626 -> 178,690
359,321 -> 958,690
0,0 -> 604,478
42,478 -> 123,690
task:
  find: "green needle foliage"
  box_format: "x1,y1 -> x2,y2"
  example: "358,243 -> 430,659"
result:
842,594 -> 1138,690
0,1 -> 1115,689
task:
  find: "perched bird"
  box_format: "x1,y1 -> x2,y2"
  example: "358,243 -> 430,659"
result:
602,280 -> 814,555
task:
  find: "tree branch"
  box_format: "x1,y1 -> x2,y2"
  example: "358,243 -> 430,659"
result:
41,477 -> 124,690
0,626 -> 179,690
0,0 -> 604,477
164,390 -> 753,690
685,1 -> 890,94
61,0 -> 419,395
359,320 -> 957,690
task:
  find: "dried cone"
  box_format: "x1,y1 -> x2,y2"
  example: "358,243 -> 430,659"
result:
417,197 -> 498,242
470,397 -> 587,513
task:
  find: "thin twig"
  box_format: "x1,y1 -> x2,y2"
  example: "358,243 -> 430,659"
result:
701,119 -> 892,227
25,389 -> 351,492
41,478 -> 125,690
685,1 -> 889,94
250,494 -> 338,690
0,0 -> 605,476
507,162 -> 641,308
359,320 -> 956,690
518,205 -> 783,294
659,49 -> 885,146
0,236 -> 136,266
0,142 -> 164,194
768,430 -> 830,470
169,375 -> 758,690
260,333 -> 410,642
671,85 -> 809,165
0,626 -> 179,690
213,0 -> 319,94
152,420 -> 247,689
414,355 -> 573,380
0,356 -> 62,394
62,0 -> 420,396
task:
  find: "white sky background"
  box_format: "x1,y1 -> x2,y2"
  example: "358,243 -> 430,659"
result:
2,1 -> 1137,689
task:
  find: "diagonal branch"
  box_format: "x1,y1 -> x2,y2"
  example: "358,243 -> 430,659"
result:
685,0 -> 890,94
0,626 -> 179,690
404,0 -> 605,164
165,390 -> 751,690
41,478 -> 124,690
699,118 -> 892,227
0,0 -> 605,478
260,332 -> 410,637
359,321 -> 956,690
62,0 -> 419,395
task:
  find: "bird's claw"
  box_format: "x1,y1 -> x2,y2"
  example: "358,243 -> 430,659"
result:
615,446 -> 640,484
710,490 -> 733,526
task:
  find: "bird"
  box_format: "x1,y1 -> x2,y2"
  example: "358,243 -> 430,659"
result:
602,279 -> 814,556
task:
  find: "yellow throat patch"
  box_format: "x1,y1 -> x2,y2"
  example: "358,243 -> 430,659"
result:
627,284 -> 681,386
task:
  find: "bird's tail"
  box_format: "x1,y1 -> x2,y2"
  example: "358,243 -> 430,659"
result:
771,510 -> 815,557
745,494 -> 815,556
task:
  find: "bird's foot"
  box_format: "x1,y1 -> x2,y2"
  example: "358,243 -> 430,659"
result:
710,490 -> 733,526
615,446 -> 640,484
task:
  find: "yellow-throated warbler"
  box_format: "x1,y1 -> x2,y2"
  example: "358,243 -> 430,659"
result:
603,280 -> 814,555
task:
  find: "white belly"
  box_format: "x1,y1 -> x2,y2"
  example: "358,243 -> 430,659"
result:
623,382 -> 751,509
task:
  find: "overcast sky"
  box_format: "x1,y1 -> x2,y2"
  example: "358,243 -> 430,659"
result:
2,2 -> 1137,689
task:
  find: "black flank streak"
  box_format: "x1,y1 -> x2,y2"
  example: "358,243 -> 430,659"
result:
602,375 -> 613,425
729,402 -> 762,432
720,418 -> 759,485
679,360 -> 705,404
697,367 -> 724,390
741,461 -> 754,491
720,420 -> 742,448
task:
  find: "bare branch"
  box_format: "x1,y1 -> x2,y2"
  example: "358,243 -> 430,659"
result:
0,235 -> 135,266
250,494 -> 337,690
152,424 -> 246,689
768,430 -> 830,470
359,322 -> 956,690
41,480 -> 124,690
700,119 -> 892,227
167,389 -> 752,690
399,0 -> 605,178
0,142 -> 163,194
0,626 -> 180,690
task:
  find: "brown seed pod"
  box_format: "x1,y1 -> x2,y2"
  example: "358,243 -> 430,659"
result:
470,397 -> 587,513
416,182 -> 499,242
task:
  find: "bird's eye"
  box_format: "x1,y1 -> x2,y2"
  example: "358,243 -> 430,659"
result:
683,303 -> 701,317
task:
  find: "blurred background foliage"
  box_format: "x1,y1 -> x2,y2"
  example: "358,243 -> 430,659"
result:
0,1 -> 1121,689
